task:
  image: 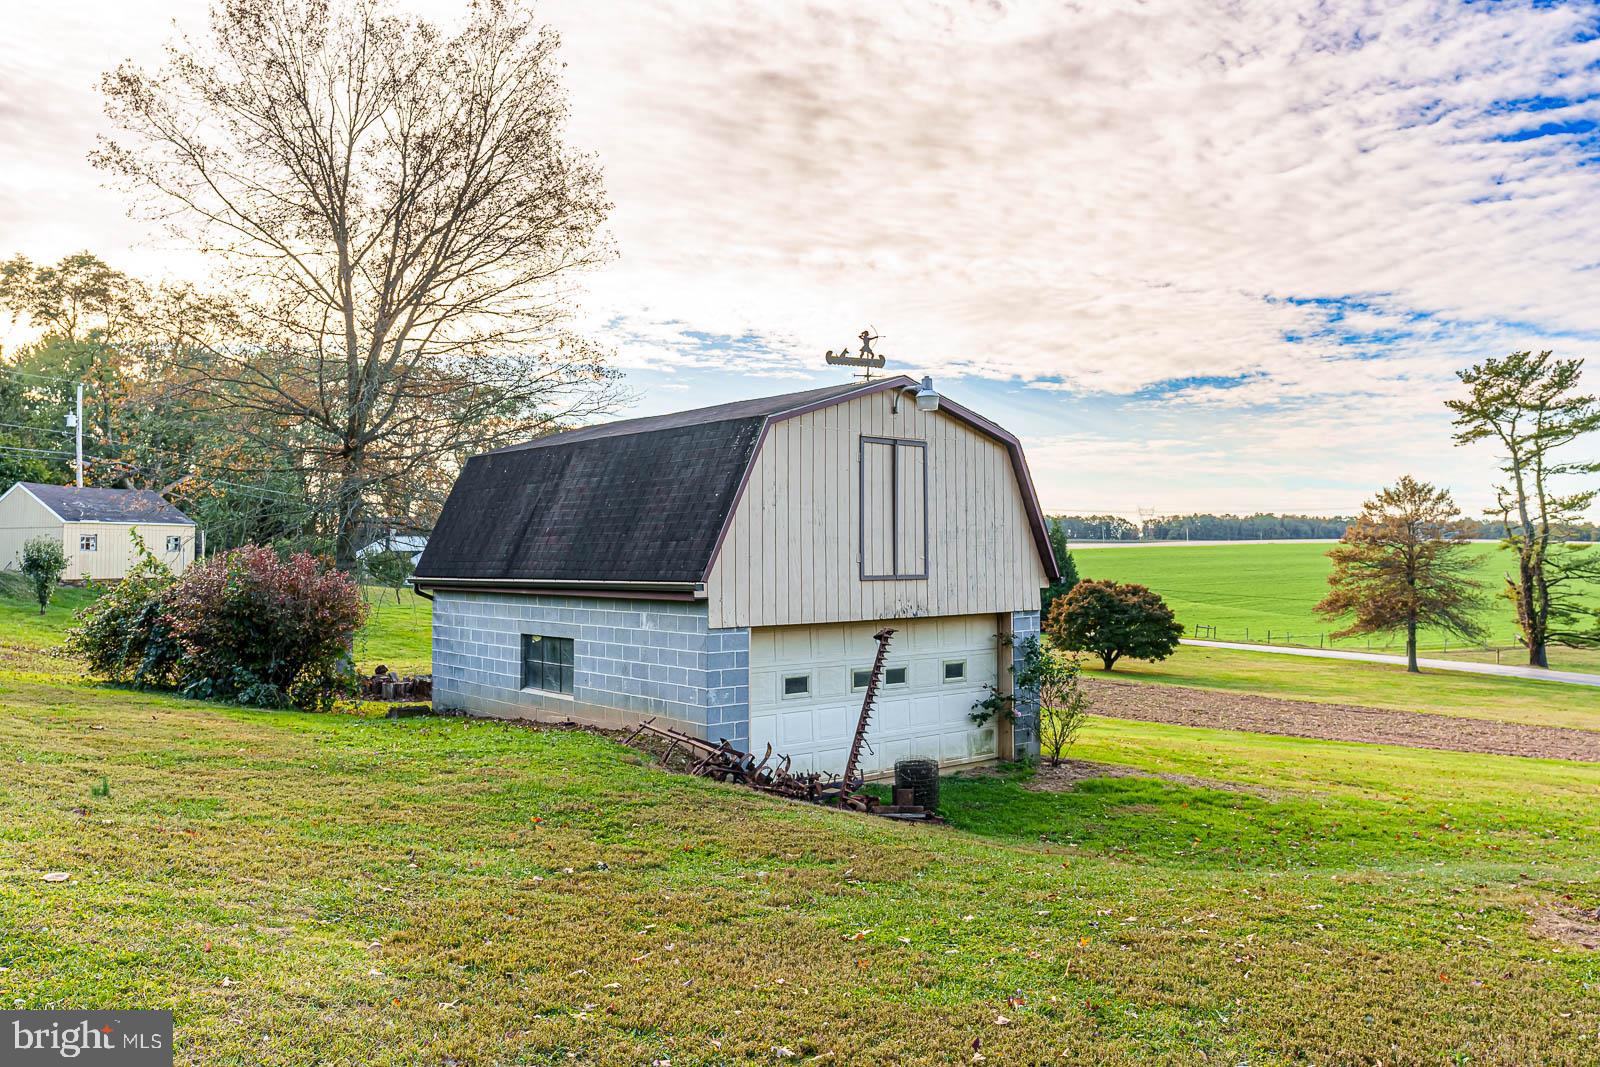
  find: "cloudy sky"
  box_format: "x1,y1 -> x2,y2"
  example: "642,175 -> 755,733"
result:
5,0 -> 1600,517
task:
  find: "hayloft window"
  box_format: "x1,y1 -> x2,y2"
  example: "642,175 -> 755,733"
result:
859,436 -> 927,580
79,534 -> 98,552
521,635 -> 573,695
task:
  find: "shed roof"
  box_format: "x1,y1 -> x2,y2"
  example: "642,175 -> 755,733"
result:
11,482 -> 194,525
415,377 -> 1057,590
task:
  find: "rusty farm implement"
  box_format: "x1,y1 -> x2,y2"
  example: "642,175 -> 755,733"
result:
623,627 -> 940,821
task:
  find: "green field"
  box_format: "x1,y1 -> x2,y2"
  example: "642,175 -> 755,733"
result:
1072,541 -> 1600,658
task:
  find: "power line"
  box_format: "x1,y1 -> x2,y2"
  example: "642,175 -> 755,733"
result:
0,365 -> 81,386
0,419 -> 71,437
0,443 -> 75,458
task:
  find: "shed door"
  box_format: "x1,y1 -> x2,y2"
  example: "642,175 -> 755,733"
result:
746,615 -> 997,778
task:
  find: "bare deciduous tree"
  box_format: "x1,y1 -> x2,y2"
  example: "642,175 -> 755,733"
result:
94,0 -> 619,568
1448,351 -> 1600,666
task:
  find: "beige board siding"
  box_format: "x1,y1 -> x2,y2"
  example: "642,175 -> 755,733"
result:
64,523 -> 196,580
0,487 -> 61,573
705,389 -> 1050,629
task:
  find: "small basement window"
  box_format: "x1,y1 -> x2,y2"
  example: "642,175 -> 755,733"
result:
165,535 -> 183,552
782,673 -> 811,698
79,534 -> 98,552
943,660 -> 967,683
521,635 -> 574,695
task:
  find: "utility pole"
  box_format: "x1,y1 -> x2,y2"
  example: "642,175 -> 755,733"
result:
75,382 -> 83,487
65,383 -> 84,487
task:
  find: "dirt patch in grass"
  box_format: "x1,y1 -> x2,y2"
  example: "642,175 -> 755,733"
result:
1083,678 -> 1600,762
1532,906 -> 1600,950
1028,758 -> 1285,798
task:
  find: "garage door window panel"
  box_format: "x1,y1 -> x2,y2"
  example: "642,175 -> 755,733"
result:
852,664 -> 909,690
859,436 -> 927,580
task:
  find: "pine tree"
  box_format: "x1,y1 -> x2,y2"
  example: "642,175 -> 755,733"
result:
1448,350 -> 1600,666
1041,519 -> 1080,619
1314,476 -> 1487,672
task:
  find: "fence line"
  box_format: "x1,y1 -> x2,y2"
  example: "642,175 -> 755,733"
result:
1186,622 -> 1525,662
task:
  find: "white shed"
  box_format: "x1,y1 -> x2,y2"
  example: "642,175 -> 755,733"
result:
0,482 -> 198,581
414,376 -> 1058,775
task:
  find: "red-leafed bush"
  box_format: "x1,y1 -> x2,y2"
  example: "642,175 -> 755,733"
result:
163,545 -> 367,711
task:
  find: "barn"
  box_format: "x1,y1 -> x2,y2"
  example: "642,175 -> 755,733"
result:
0,481 -> 197,581
413,375 -> 1057,775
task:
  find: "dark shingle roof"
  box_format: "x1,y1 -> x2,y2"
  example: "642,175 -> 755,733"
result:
17,482 -> 194,525
415,376 -> 1060,587
417,381 -> 886,585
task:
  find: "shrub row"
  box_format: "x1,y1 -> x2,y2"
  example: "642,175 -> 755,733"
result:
66,537 -> 367,712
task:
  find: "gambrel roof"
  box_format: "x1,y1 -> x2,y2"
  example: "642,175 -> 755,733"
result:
7,482 -> 194,525
414,377 -> 1057,592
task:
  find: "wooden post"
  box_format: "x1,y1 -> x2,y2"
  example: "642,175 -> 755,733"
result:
995,612 -> 1015,761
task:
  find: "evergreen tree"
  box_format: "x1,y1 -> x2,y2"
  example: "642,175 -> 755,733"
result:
1314,476 -> 1487,672
1040,519 -> 1080,619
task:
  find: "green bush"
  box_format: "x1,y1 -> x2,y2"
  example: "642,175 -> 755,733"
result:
64,533 -> 182,688
1045,578 -> 1184,671
20,535 -> 68,615
361,548 -> 415,604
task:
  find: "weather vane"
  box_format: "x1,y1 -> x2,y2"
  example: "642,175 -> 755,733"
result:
824,326 -> 888,379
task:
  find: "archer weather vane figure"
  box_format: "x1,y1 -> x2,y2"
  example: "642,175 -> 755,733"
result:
824,326 -> 888,379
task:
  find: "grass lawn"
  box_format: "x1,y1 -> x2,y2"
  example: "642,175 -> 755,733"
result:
352,587 -> 433,674
2,663 -> 1598,1064
4,560 -> 1598,1062
1085,645 -> 1600,733
0,573 -> 106,651
1072,541 -> 1600,665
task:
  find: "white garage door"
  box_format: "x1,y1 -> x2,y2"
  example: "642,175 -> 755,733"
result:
748,614 -> 999,778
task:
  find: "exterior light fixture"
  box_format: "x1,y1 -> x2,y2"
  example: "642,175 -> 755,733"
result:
896,375 -> 941,414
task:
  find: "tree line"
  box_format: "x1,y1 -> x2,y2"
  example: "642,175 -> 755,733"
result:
1047,511 -> 1599,542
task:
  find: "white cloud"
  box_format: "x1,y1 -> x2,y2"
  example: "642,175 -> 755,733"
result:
3,0 -> 1598,516
540,0 -> 1600,400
